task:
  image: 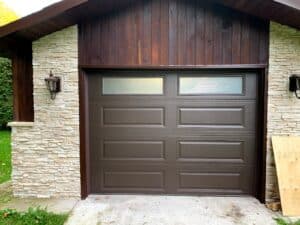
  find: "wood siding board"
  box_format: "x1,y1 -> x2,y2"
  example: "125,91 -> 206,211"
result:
186,0 -> 196,65
101,18 -> 108,65
131,5 -> 139,65
160,0 -> 169,65
204,6 -> 213,65
231,14 -> 241,64
240,15 -> 250,64
118,11 -> 127,65
115,12 -> 122,65
249,19 -> 260,64
195,1 -> 205,65
90,20 -> 101,65
259,22 -> 270,64
108,13 -> 117,65
143,1 -> 152,65
221,8 -> 233,64
151,0 -> 161,65
177,0 -> 187,65
212,8 -> 223,65
124,6 -> 133,65
136,2 -> 142,65
168,0 -> 178,65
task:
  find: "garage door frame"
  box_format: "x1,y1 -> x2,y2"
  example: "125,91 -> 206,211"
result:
79,65 -> 268,203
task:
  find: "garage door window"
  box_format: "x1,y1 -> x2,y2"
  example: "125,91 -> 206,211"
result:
179,76 -> 243,95
102,77 -> 164,95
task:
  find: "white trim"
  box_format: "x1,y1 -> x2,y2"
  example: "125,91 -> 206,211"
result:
7,122 -> 34,127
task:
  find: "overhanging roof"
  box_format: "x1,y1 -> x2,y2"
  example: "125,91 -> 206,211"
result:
274,0 -> 300,10
0,0 -> 299,56
213,0 -> 300,29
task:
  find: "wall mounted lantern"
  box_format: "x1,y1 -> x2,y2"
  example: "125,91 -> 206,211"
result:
289,75 -> 300,99
45,71 -> 61,100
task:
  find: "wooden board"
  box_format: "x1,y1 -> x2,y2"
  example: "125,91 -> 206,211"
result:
272,136 -> 300,216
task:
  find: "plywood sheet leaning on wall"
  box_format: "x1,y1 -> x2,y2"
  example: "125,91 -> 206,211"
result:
272,136 -> 300,216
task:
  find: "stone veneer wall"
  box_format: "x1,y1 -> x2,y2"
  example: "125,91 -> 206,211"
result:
10,26 -> 80,198
266,22 -> 300,202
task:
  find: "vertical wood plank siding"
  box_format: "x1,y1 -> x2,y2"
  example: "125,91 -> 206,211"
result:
12,44 -> 34,122
79,0 -> 269,66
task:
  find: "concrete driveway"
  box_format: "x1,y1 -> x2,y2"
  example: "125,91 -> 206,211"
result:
66,195 -> 278,225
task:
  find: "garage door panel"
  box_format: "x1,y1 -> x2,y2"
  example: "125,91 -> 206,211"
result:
177,136 -> 256,165
179,172 -> 240,189
103,107 -> 165,126
178,141 -> 244,163
177,165 -> 255,194
91,164 -> 170,193
89,102 -> 169,127
176,101 -> 256,132
102,141 -> 165,160
103,171 -> 165,189
179,107 -> 244,126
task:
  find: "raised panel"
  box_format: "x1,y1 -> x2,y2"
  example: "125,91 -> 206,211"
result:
178,141 -> 244,162
179,172 -> 240,189
103,108 -> 164,126
179,107 -> 244,126
103,141 -> 165,159
104,171 -> 164,188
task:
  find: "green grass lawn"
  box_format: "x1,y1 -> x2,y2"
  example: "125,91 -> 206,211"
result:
0,131 -> 11,184
275,218 -> 300,225
0,208 -> 68,225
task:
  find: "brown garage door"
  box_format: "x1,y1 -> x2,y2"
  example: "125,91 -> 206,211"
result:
88,70 -> 258,196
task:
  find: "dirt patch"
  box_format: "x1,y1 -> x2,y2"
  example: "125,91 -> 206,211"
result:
225,203 -> 245,224
0,181 -> 13,205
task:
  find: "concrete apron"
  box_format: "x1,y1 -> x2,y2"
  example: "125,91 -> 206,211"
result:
66,195 -> 277,225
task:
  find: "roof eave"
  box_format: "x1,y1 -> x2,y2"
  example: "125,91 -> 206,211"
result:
0,0 -> 88,39
0,0 -> 299,58
273,0 -> 300,11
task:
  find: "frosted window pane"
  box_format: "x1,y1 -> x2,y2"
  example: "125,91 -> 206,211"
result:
180,77 -> 243,95
103,77 -> 163,95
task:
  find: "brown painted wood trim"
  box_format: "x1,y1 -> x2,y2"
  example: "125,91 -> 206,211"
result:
252,67 -> 268,203
79,64 -> 268,70
258,68 -> 268,203
79,69 -> 90,199
12,44 -> 34,122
